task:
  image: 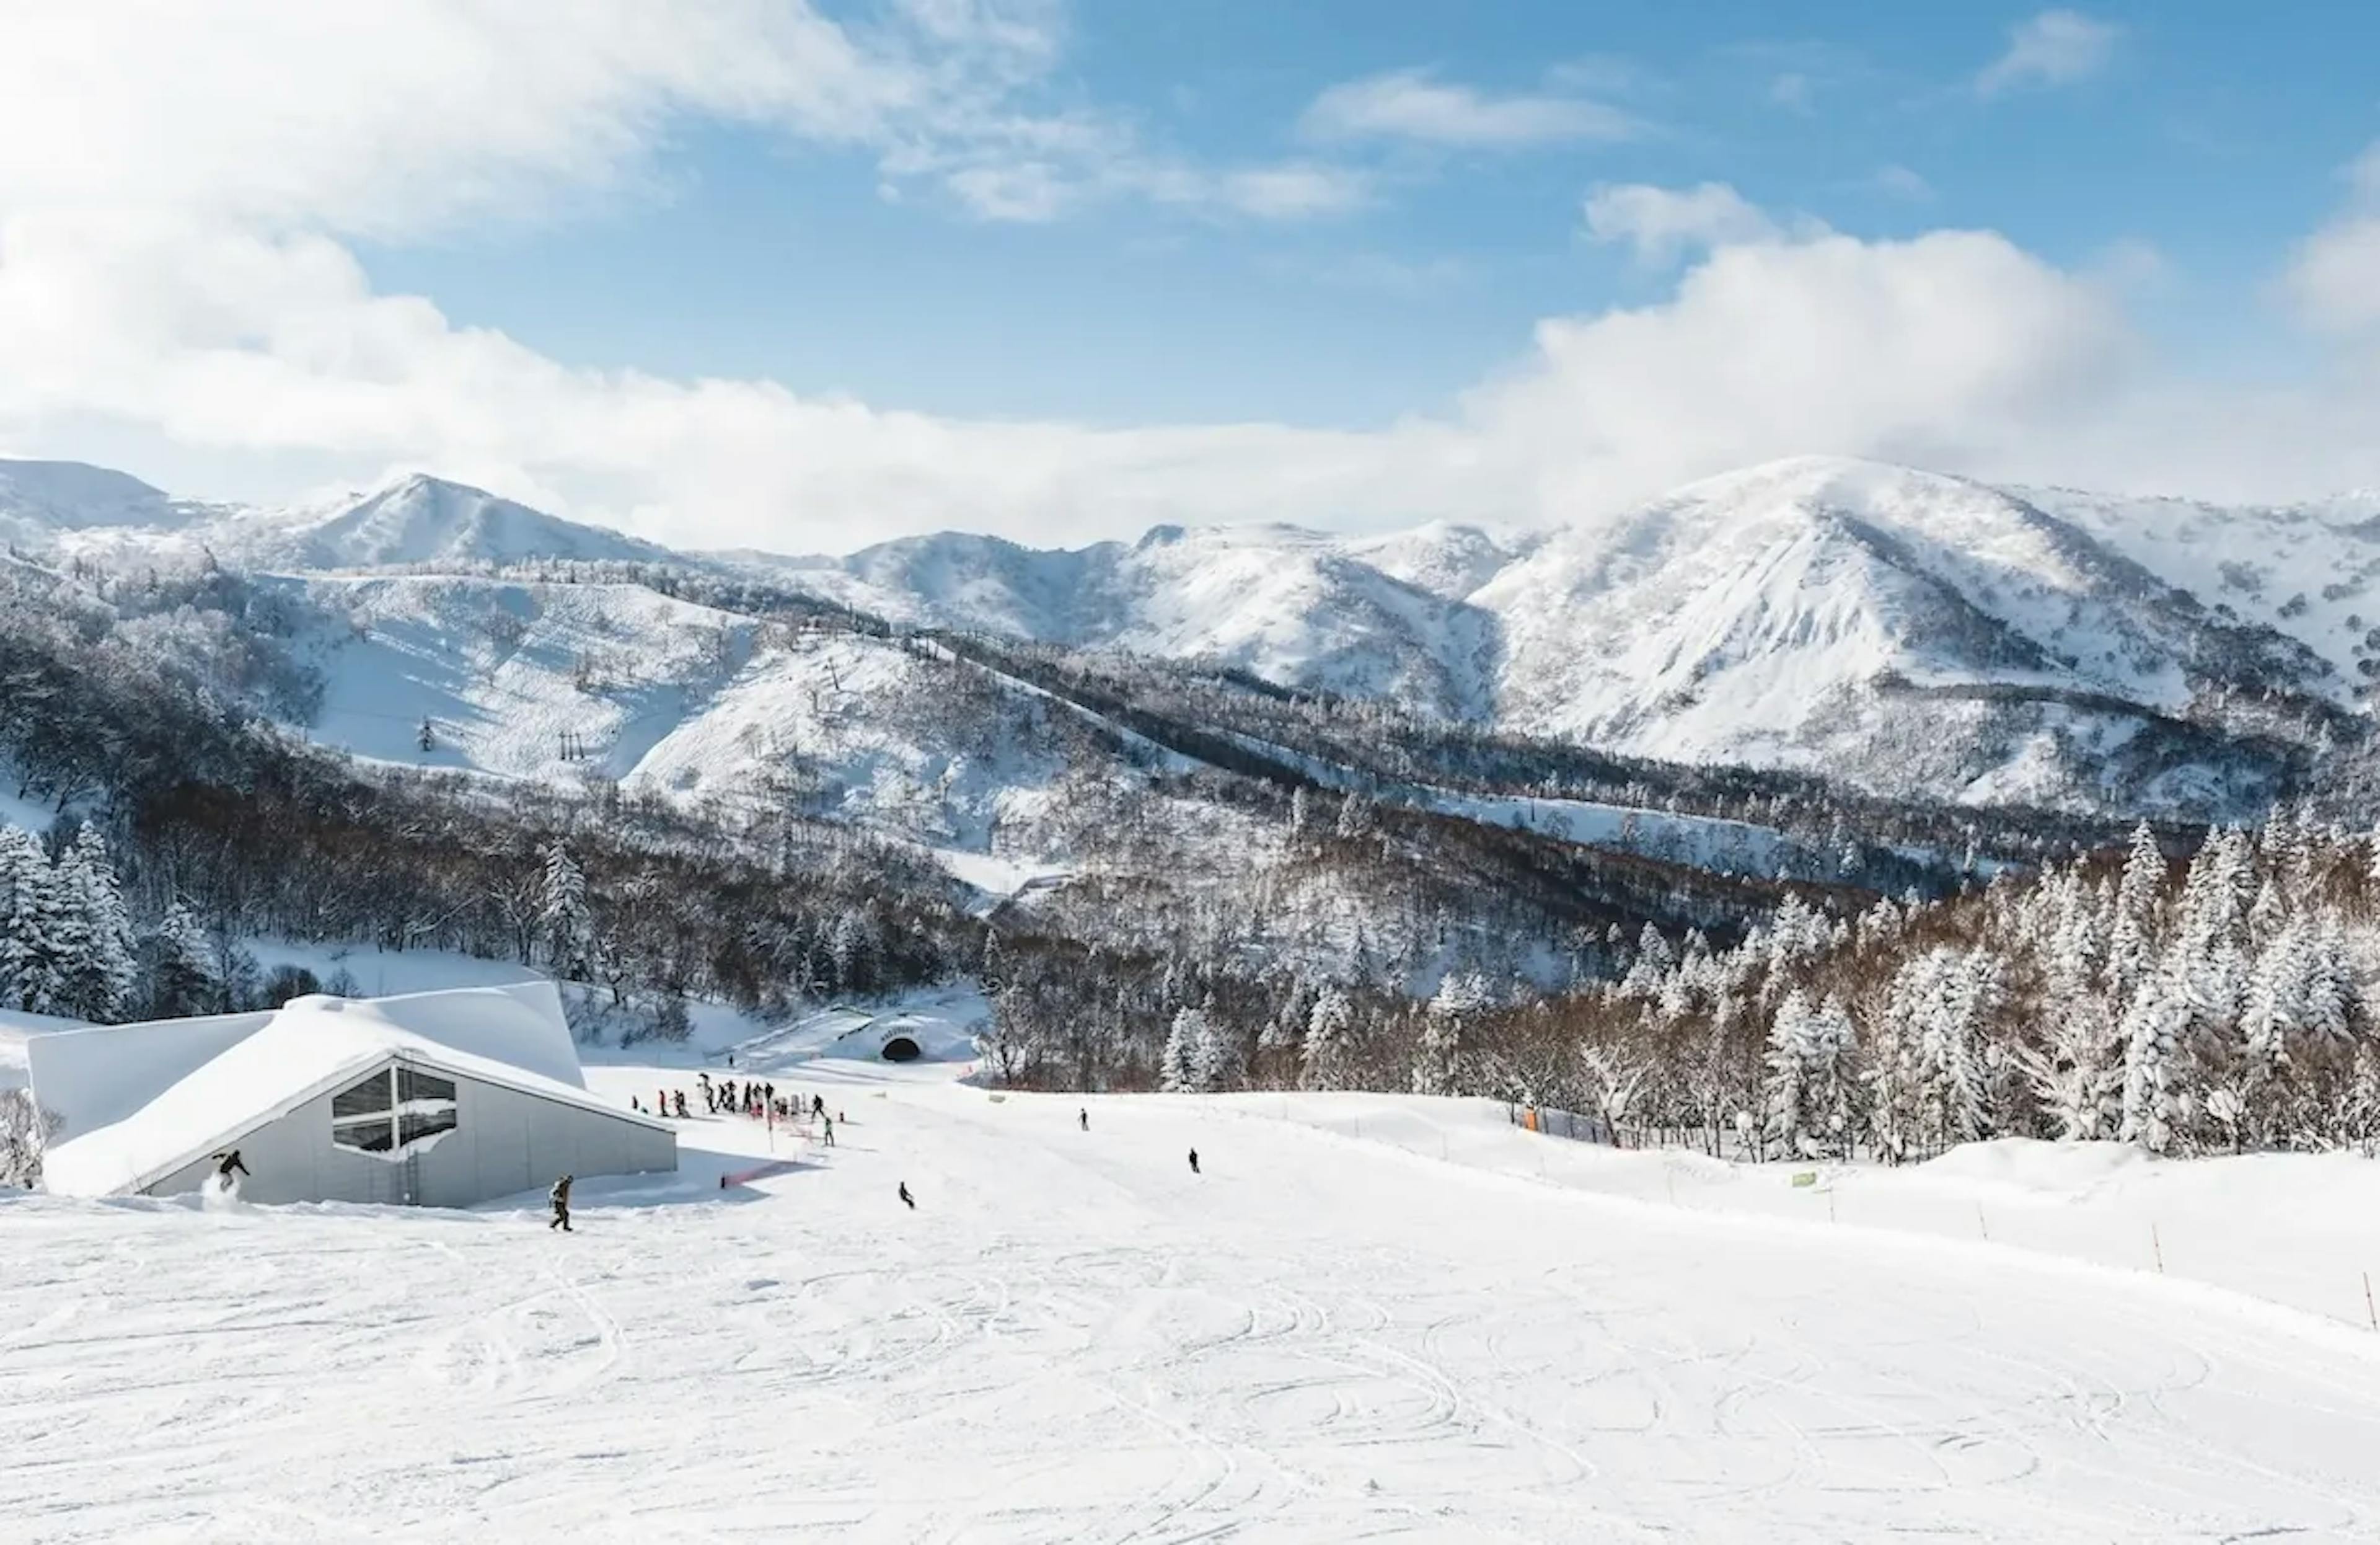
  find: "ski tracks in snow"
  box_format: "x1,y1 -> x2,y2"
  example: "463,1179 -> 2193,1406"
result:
10,1080 -> 2380,1541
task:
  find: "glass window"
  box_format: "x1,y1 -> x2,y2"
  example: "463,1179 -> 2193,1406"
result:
333,1114 -> 394,1153
332,1072 -> 392,1122
399,1108 -> 457,1146
331,1066 -> 461,1158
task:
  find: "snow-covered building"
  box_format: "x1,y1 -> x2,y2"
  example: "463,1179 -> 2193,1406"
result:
30,983 -> 673,1206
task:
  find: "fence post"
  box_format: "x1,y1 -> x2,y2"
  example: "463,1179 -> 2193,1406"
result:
1977,1205 -> 1990,1242
2151,1223 -> 2164,1274
2365,1271 -> 2376,1332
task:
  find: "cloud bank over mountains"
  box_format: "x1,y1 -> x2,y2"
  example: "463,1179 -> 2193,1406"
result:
0,3 -> 2375,553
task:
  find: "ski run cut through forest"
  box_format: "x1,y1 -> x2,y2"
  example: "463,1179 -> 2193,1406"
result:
10,453 -> 2380,1538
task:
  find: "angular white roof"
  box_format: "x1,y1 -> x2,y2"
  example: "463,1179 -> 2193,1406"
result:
29,980 -> 584,1144
38,988 -> 664,1198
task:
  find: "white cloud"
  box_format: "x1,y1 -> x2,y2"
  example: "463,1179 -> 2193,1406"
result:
1301,69 -> 1636,148
1585,183 -> 1779,266
1977,10 -> 2120,97
4,18 -> 2380,554
1768,73 -> 1815,113
1872,164 -> 1936,201
2283,142 -> 2380,337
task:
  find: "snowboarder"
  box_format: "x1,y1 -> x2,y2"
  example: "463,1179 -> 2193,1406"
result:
897,1182 -> 915,1210
821,1115 -> 835,1147
698,1072 -> 714,1113
1078,1109 -> 1088,1131
549,1174 -> 574,1232
673,1091 -> 688,1119
211,1150 -> 249,1194
811,1094 -> 824,1119
1188,1148 -> 1200,1175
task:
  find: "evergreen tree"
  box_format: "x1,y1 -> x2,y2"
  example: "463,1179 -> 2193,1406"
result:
1302,986 -> 1356,1091
0,830 -> 68,1016
1190,1003 -> 1240,1091
1161,1006 -> 1205,1093
539,841 -> 595,980
2117,971 -> 2185,1154
56,825 -> 136,1022
2102,821 -> 2164,1007
146,900 -> 219,1018
1413,973 -> 1483,1097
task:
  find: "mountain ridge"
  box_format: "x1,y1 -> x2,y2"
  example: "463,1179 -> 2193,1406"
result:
1,451 -> 2360,817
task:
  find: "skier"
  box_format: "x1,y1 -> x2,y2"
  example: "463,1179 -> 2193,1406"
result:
698,1073 -> 715,1113
1188,1148 -> 1200,1175
821,1115 -> 835,1148
897,1182 -> 915,1210
812,1094 -> 824,1118
673,1091 -> 688,1119
548,1174 -> 574,1232
1078,1108 -> 1089,1132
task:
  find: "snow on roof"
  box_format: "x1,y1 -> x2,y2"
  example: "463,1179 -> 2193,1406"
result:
29,980 -> 581,1144
41,988 -> 653,1199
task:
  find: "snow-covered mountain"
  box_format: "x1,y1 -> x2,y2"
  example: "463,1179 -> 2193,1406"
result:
17,466 -> 672,572
1469,458 -> 2337,805
0,461 -> 228,546
6,452 -> 2364,815
754,520 -> 1523,719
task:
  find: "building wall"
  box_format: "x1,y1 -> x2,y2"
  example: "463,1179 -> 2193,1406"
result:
146,1065 -> 675,1208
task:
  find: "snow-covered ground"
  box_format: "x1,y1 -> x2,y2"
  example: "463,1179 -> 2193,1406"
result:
10,1009 -> 2380,1541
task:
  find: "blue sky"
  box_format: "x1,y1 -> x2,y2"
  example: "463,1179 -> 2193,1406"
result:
0,3 -> 2376,549
353,1 -> 2375,428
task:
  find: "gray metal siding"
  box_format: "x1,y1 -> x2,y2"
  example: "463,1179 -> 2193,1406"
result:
144,1063 -> 674,1208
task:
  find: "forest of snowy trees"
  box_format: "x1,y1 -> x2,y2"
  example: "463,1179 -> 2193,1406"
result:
985,808 -> 2380,1160
16,539 -> 2380,1169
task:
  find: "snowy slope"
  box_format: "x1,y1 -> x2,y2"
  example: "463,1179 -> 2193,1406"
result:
756,521 -> 1517,718
289,573 -> 1125,855
276,475 -> 679,569
7,1043 -> 2380,1539
2019,482 -> 2380,699
1470,458 -> 2332,808
12,450 -> 2371,813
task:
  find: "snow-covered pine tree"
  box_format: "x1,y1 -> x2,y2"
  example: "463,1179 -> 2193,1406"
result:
0,826 -> 33,1011
539,841 -> 595,980
1300,986 -> 1355,1090
56,825 -> 137,1022
1161,1005 -> 1205,1093
1412,972 -> 1483,1097
2117,970 -> 2186,1154
0,829 -> 68,1016
1191,1004 -> 1241,1092
2102,821 -> 2165,1007
1760,989 -> 1815,1159
146,899 -> 219,1017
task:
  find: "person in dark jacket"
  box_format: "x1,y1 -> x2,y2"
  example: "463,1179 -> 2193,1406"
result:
1078,1109 -> 1088,1132
213,1150 -> 249,1185
1188,1148 -> 1200,1175
549,1174 -> 574,1232
897,1182 -> 915,1210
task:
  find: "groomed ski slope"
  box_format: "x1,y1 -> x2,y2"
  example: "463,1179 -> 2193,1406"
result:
7,1035 -> 2380,1541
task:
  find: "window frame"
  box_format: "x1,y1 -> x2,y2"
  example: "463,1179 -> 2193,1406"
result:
330,1064 -> 459,1159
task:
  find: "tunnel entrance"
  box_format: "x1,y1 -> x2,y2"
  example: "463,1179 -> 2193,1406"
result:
880,1036 -> 922,1063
